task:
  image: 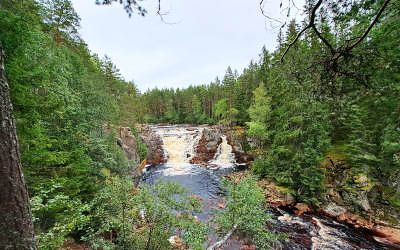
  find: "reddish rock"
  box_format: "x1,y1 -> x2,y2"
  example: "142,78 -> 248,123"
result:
240,244 -> 256,250
190,128 -> 222,165
320,205 -> 400,247
258,179 -> 296,207
136,124 -> 166,165
372,226 -> 400,246
218,202 -> 226,209
294,203 -> 311,216
225,128 -> 253,165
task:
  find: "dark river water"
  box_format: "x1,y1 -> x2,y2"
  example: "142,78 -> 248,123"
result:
141,125 -> 395,250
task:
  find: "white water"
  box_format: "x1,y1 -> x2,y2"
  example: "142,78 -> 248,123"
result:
311,218 -> 355,250
152,125 -> 203,176
209,135 -> 235,168
144,125 -> 392,250
151,125 -> 236,175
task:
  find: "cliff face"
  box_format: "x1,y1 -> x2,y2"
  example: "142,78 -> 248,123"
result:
135,124 -> 165,165
118,127 -> 139,162
190,126 -> 223,165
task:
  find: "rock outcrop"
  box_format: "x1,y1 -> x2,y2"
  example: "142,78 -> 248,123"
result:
257,179 -> 296,207
190,126 -> 222,165
118,127 -> 139,162
117,127 -> 143,185
135,124 -> 165,165
319,203 -> 400,247
225,127 -> 253,165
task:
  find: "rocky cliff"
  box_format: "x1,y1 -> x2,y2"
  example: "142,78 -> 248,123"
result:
135,124 -> 166,165
190,126 -> 223,165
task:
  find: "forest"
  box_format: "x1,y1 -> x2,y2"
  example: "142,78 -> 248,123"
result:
0,0 -> 399,249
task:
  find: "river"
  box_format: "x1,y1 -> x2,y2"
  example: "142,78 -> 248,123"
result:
142,125 -> 394,250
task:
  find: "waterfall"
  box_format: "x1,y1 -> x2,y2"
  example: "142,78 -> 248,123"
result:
152,125 -> 203,176
209,135 -> 235,168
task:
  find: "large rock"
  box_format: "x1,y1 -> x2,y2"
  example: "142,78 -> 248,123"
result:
294,203 -> 311,216
321,202 -> 347,217
190,127 -> 222,165
225,127 -> 253,165
135,124 -> 165,165
258,179 -> 296,207
373,226 -> 400,246
118,127 -> 139,162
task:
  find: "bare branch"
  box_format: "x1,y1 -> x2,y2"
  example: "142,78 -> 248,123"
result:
280,0 -> 324,62
312,25 -> 335,54
259,0 -> 285,24
207,224 -> 237,250
280,0 -> 392,64
156,0 -> 179,24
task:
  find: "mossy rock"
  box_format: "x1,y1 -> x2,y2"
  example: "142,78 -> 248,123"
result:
353,173 -> 375,191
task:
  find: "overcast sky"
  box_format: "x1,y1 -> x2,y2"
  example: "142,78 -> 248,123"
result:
71,0 -> 303,92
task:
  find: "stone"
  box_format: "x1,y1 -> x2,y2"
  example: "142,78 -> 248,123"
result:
119,127 -> 139,161
278,213 -> 293,222
190,127 -> 222,165
373,226 -> 400,245
295,203 -> 311,216
358,192 -> 371,212
136,124 -> 165,165
322,202 -> 347,217
168,235 -> 186,250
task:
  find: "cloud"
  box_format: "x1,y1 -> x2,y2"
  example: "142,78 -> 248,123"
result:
71,0 -> 304,92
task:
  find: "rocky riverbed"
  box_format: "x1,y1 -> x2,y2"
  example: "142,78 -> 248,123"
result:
130,124 -> 400,249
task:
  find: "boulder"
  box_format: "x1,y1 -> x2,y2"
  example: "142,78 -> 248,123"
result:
295,203 -> 311,216
135,124 -> 165,165
372,226 -> 400,246
119,127 -> 139,162
321,202 -> 347,217
258,179 -> 296,207
190,127 -> 222,164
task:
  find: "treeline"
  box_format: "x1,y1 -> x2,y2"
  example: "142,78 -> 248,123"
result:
0,1 -> 145,247
140,64 -> 257,125
2,0 -> 400,248
140,0 -> 400,212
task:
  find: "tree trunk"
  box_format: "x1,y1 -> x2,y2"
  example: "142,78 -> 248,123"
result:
0,45 -> 36,249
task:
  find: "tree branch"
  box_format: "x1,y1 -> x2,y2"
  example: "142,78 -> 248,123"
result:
207,224 -> 237,250
347,0 -> 391,51
312,25 -> 335,54
259,0 -> 285,24
280,0 -> 392,63
280,0 -> 324,62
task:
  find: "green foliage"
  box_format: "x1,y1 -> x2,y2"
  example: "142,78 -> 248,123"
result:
3,0 -> 400,247
31,183 -> 90,249
0,2 -> 143,247
246,82 -> 271,150
85,177 -> 207,249
214,176 -> 278,249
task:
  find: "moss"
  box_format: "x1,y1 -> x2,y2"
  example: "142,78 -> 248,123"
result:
275,185 -> 291,194
388,197 -> 400,208
353,173 -> 375,191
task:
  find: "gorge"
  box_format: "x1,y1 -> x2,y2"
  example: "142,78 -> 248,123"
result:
137,124 -> 398,250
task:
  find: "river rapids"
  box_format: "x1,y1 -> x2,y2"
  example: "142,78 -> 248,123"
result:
142,125 -> 394,250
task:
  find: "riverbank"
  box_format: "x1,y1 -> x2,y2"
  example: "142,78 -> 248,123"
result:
137,124 -> 400,249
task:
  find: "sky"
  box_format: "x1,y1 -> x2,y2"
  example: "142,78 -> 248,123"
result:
71,0 -> 304,92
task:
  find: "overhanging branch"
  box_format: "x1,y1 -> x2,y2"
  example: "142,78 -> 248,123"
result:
280,0 -> 324,62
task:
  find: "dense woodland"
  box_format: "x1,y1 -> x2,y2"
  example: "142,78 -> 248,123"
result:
0,0 -> 399,249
